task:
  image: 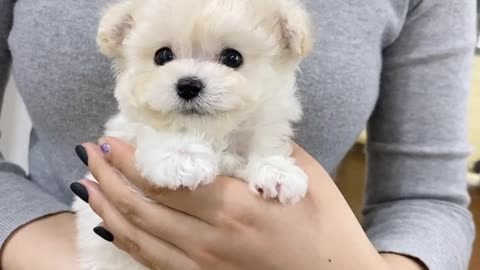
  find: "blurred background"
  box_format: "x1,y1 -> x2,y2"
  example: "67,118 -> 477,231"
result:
0,78 -> 31,173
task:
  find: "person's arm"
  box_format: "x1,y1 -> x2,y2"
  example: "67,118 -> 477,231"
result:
0,161 -> 78,270
365,0 -> 476,269
1,213 -> 78,270
0,1 -> 77,269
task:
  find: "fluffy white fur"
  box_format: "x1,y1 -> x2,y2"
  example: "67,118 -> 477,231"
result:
73,0 -> 312,269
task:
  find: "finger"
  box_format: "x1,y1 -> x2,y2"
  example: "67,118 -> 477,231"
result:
97,137 -> 261,224
80,180 -> 199,270
82,143 -> 214,250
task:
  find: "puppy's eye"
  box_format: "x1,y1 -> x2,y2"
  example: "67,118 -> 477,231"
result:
154,47 -> 175,66
220,49 -> 243,69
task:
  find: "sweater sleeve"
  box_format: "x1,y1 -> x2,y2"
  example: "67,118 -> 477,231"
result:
0,0 -> 71,249
364,1 -> 476,269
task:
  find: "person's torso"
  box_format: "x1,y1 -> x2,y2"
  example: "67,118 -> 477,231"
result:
7,0 -> 410,204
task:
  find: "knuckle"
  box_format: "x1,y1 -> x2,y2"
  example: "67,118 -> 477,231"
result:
234,210 -> 257,227
185,262 -> 201,270
88,197 -> 105,218
129,253 -> 152,269
146,259 -> 161,270
217,212 -> 241,231
142,183 -> 166,198
158,250 -> 174,270
116,196 -> 137,220
216,209 -> 255,231
151,265 -> 163,270
111,190 -> 148,229
141,186 -> 157,198
134,252 -> 157,270
195,246 -> 221,266
122,235 -> 142,255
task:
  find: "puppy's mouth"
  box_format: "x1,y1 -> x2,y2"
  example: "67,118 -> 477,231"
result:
179,108 -> 208,116
176,101 -> 214,117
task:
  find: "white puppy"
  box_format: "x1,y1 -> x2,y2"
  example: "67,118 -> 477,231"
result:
73,0 -> 312,269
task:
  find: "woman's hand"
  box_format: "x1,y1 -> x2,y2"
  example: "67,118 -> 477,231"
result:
77,137 -> 419,270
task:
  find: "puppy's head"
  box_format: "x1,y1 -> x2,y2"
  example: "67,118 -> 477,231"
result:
98,0 -> 312,132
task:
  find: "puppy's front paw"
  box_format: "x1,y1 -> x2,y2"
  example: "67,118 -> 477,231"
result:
135,134 -> 219,190
245,156 -> 308,204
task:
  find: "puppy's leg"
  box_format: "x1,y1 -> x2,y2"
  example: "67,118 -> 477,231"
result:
135,128 -> 219,190
106,116 -> 219,189
245,136 -> 308,205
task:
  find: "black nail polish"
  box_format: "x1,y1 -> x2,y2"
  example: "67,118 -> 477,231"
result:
94,226 -> 114,242
75,145 -> 88,166
70,182 -> 89,203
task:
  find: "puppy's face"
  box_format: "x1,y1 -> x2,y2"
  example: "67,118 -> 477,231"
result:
99,0 -> 312,131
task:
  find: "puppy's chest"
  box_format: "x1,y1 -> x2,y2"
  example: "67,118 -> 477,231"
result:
105,113 -> 255,157
218,131 -> 253,157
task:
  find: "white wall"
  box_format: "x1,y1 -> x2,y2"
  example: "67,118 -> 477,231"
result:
0,77 -> 32,172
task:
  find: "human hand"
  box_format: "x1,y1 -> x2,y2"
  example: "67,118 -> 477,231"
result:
75,137 -> 406,270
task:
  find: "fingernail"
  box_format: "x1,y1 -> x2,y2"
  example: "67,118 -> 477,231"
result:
100,143 -> 111,154
70,182 -> 89,203
93,226 -> 114,242
75,145 -> 88,166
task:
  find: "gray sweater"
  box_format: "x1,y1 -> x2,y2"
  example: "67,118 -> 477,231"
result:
0,0 -> 476,269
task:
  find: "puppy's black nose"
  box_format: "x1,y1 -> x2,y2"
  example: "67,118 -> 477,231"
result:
176,77 -> 204,101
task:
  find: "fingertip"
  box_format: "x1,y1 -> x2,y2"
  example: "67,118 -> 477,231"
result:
78,179 -> 108,218
93,226 -> 114,242
70,182 -> 89,203
75,144 -> 89,166
78,179 -> 101,196
81,142 -> 104,157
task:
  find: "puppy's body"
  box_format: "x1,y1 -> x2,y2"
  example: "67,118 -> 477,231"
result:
73,0 -> 312,269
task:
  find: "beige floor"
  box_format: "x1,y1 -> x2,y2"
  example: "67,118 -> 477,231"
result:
335,146 -> 480,270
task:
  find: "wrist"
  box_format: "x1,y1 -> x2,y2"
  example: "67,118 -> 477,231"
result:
1,212 -> 79,270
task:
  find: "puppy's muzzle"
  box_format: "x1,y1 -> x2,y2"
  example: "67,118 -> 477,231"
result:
176,77 -> 204,101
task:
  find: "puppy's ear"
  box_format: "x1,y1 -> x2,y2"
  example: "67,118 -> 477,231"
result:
274,0 -> 313,58
97,1 -> 135,58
